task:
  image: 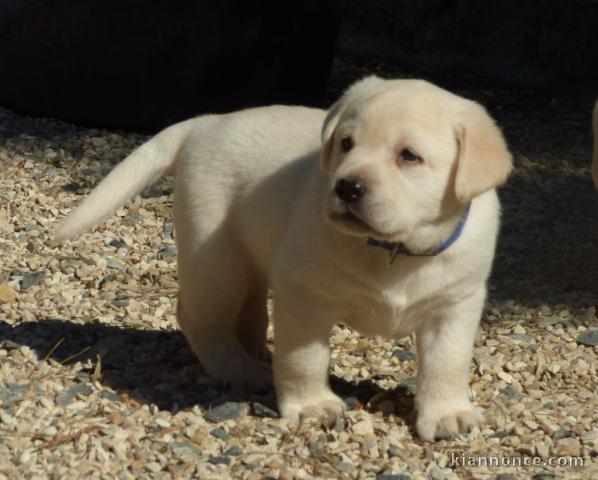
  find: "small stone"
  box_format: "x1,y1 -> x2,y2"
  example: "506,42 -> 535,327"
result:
112,297 -> 130,308
20,271 -> 45,289
55,383 -> 93,406
352,418 -> 374,436
209,456 -> 231,465
555,437 -> 581,457
90,137 -> 107,147
145,462 -> 162,473
109,239 -> 128,249
343,396 -> 359,409
376,475 -> 410,480
252,402 -> 278,418
106,258 -> 127,271
387,444 -> 402,457
506,333 -> 534,342
204,402 -> 247,423
532,474 -> 556,480
397,377 -> 417,396
309,440 -> 325,458
224,445 -> 243,456
334,416 -> 346,432
99,390 -> 118,400
496,475 -> 514,480
210,427 -> 229,440
168,442 -> 201,460
0,282 -> 16,303
536,442 -> 549,458
497,371 -> 513,383
576,329 -> 598,346
62,182 -> 82,192
393,348 -> 416,361
0,383 -> 31,410
335,462 -> 356,473
512,325 -> 527,335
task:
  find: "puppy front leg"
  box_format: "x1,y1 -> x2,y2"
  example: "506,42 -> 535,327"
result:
415,289 -> 485,440
273,296 -> 344,423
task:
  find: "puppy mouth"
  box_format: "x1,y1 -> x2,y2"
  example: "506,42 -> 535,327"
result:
327,205 -> 382,238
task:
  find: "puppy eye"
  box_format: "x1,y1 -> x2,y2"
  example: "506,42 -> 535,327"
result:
340,136 -> 353,153
398,148 -> 422,165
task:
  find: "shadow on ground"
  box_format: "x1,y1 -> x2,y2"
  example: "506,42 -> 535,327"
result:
0,318 -> 415,422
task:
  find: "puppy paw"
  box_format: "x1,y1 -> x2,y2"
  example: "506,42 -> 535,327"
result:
415,401 -> 484,441
279,391 -> 345,425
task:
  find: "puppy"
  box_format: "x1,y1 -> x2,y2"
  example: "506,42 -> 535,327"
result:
56,76 -> 512,440
593,99 -> 598,189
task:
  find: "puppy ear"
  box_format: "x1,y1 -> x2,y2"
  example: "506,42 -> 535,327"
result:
320,99 -> 344,172
454,102 -> 513,203
592,99 -> 598,189
321,75 -> 387,171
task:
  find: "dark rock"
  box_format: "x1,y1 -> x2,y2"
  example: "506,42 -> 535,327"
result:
161,223 -> 174,241
108,239 -> 128,249
99,390 -> 118,401
376,474 -> 410,480
208,456 -> 231,466
224,445 -> 243,457
0,383 -> 33,410
252,402 -> 278,418
99,273 -> 117,287
20,271 -> 45,289
343,396 -> 359,409
308,440 -> 324,458
577,329 -> 598,347
105,258 -> 126,271
112,298 -> 130,308
210,427 -> 229,440
532,474 -> 556,480
496,474 -> 515,480
158,245 -> 177,259
61,182 -> 82,192
55,383 -> 93,406
552,429 -> 573,440
387,444 -> 402,457
393,348 -> 416,361
501,385 -> 523,401
397,377 -> 417,396
168,442 -> 201,458
204,402 -> 247,423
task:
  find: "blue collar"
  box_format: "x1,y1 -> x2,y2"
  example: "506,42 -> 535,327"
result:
366,203 -> 471,264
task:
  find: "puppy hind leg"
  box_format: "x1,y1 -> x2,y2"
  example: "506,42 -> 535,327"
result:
176,254 -> 271,390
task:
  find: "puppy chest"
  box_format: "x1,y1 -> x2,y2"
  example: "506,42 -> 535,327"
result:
340,291 -> 430,338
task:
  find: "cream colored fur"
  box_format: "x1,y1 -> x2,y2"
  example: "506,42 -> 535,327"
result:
55,77 -> 512,440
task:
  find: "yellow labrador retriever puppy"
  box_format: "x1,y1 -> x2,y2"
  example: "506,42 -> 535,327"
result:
56,76 -> 512,440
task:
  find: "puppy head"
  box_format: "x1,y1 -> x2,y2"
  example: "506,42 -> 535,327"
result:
322,76 -> 512,244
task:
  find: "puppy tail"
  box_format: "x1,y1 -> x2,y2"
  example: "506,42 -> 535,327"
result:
54,119 -> 193,241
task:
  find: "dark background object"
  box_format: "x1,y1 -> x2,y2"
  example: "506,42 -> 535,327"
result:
0,0 -> 341,132
339,0 -> 598,89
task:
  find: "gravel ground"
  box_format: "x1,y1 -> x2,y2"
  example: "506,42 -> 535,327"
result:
1,59 -> 598,479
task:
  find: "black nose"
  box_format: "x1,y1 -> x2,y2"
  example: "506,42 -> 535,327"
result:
335,177 -> 367,203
